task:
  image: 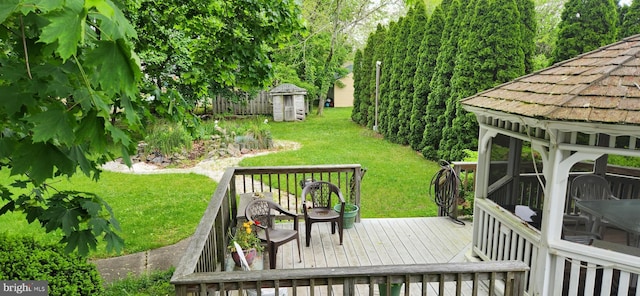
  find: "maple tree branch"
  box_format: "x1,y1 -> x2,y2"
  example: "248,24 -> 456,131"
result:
20,15 -> 32,79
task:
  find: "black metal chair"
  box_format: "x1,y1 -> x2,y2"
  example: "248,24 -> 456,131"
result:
301,181 -> 345,247
245,199 -> 301,269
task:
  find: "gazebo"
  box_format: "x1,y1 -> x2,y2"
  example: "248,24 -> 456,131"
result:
461,35 -> 640,295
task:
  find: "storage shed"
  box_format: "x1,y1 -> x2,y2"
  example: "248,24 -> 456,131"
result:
270,84 -> 307,122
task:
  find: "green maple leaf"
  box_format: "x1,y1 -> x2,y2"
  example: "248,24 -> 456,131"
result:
39,0 -> 87,61
67,146 -> 92,176
75,113 -> 108,152
0,200 -> 15,216
85,0 -> 113,17
61,209 -> 81,234
63,229 -> 97,256
41,205 -> 65,232
119,95 -> 140,125
105,123 -> 131,146
0,0 -> 19,23
88,218 -> 108,236
86,40 -> 141,97
89,0 -> 137,40
80,199 -> 101,217
27,105 -> 75,145
24,206 -> 43,224
104,231 -> 124,254
0,86 -> 37,116
42,204 -> 81,235
19,0 -> 64,14
12,142 -> 73,185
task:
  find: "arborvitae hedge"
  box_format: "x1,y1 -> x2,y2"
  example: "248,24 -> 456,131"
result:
384,17 -> 410,143
0,234 -> 104,296
441,0 -> 526,161
351,49 -> 364,124
552,0 -> 618,63
409,4 -> 445,151
366,25 -> 387,129
620,0 -> 640,38
517,0 -> 537,74
397,3 -> 428,145
377,21 -> 398,136
356,0 -> 623,162
422,0 -> 464,160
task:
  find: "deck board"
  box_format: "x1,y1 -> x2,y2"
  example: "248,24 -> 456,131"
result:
247,217 -> 476,295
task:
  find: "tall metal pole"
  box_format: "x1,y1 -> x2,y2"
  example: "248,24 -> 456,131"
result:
374,61 -> 381,132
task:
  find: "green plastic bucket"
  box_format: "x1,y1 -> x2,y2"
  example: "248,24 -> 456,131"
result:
334,204 -> 359,229
378,283 -> 402,296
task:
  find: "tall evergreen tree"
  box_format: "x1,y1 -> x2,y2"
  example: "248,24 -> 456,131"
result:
517,0 -> 537,74
409,4 -> 446,151
367,25 -> 388,129
620,0 -> 640,38
355,28 -> 376,127
440,0 -> 526,161
421,0 -> 465,160
552,0 -> 618,63
397,3 -> 428,145
383,17 -> 410,142
351,50 -> 365,124
377,21 -> 398,135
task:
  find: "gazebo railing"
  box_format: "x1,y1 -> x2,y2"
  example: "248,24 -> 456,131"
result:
453,162 -> 640,218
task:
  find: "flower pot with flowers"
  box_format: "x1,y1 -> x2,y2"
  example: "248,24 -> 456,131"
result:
228,221 -> 264,267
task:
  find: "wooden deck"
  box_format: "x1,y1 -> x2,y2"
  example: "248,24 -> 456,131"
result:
231,217 -> 477,296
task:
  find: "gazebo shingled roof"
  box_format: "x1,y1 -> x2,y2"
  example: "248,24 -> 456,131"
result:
461,34 -> 640,125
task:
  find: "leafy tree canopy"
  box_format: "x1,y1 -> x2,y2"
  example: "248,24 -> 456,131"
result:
1,0 -> 142,255
0,0 -> 304,256
123,0 -> 304,106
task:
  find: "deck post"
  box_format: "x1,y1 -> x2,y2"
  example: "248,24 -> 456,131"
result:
343,278 -> 354,296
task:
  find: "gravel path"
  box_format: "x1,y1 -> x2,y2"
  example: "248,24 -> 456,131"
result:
101,140 -> 301,181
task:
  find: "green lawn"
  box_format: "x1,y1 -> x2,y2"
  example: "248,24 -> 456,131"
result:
0,107 -> 442,258
0,170 -> 215,258
241,107 -> 441,218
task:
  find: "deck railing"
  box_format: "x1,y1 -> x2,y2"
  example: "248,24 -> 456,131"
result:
171,164 -> 529,296
171,164 -> 364,295
179,261 -> 528,296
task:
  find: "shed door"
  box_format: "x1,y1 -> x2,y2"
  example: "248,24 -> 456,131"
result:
284,95 -> 294,121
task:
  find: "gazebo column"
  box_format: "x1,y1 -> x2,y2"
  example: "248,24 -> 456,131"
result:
535,144 -> 572,295
594,134 -> 610,175
534,137 -> 605,295
471,125 -> 496,257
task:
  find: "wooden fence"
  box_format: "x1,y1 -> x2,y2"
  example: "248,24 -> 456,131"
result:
204,91 -> 272,116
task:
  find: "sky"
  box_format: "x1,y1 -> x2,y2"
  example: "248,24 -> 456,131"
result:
620,0 -> 631,6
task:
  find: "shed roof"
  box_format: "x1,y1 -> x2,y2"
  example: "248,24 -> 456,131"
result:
461,34 -> 640,126
269,83 -> 307,95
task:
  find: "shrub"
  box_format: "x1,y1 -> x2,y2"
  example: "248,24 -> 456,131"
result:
0,234 -> 103,295
103,268 -> 175,296
200,117 -> 272,150
144,120 -> 192,156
